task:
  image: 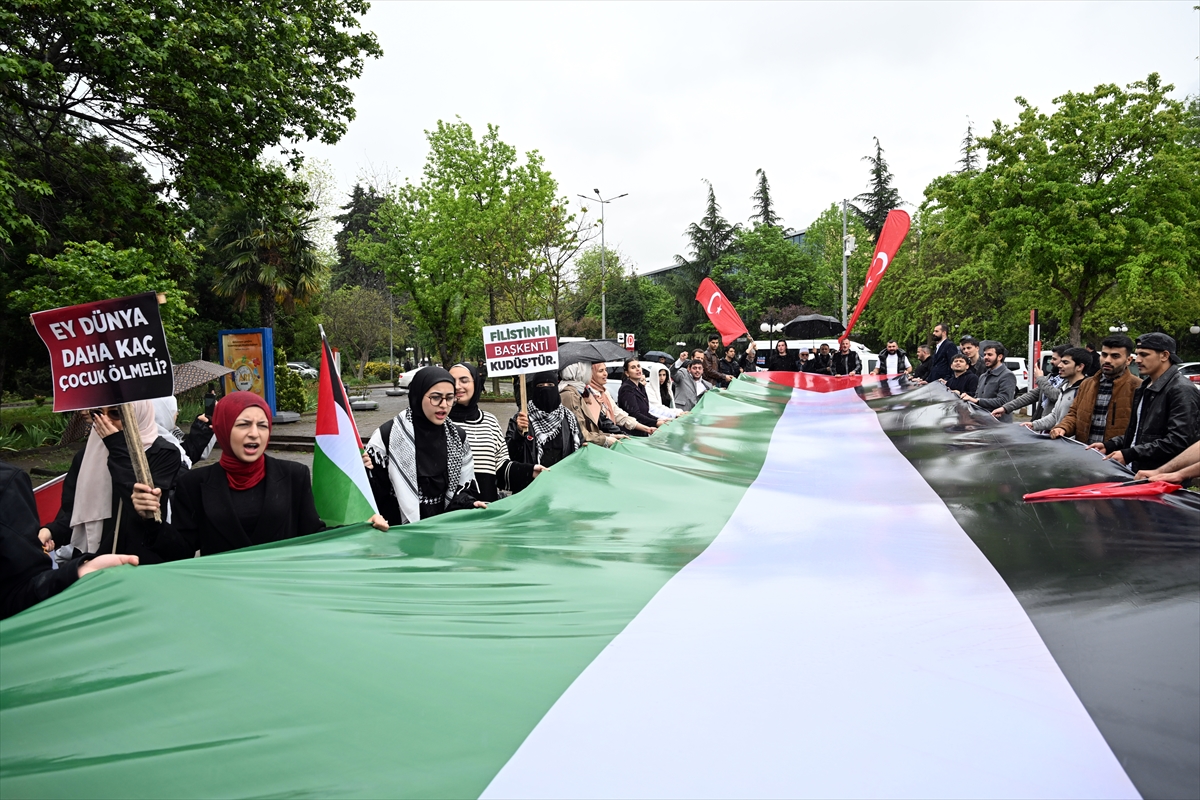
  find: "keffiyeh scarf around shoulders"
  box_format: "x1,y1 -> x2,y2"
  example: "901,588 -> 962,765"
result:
366,408 -> 475,524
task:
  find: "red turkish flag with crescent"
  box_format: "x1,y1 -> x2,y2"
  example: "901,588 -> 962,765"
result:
695,278 -> 749,346
840,209 -> 911,342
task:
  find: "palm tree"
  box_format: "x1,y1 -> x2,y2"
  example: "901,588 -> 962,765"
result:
211,202 -> 325,329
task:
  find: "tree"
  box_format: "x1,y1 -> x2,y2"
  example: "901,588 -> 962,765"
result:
959,120 -> 979,173
751,169 -> 781,227
0,0 -> 380,202
801,203 -> 871,321
851,137 -> 903,239
926,74 -> 1200,345
711,225 -> 826,328
8,240 -> 194,363
355,183 -> 482,368
210,200 -> 325,329
331,184 -> 387,290
665,180 -> 738,335
573,245 -> 629,321
539,201 -> 599,323
322,286 -> 395,380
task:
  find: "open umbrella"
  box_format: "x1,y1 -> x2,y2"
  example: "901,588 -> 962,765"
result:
558,340 -> 633,367
782,314 -> 844,339
642,350 -> 676,365
173,360 -> 234,395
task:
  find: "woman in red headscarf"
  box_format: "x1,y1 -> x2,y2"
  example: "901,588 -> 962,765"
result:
133,392 -> 386,559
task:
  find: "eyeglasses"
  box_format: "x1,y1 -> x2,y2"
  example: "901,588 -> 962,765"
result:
94,408 -> 121,420
426,393 -> 455,406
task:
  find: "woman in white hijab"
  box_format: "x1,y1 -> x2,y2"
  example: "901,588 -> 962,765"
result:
151,395 -> 216,468
39,400 -> 184,564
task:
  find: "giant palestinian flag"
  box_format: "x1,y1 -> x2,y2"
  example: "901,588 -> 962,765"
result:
312,329 -> 377,526
2,375 -> 1197,798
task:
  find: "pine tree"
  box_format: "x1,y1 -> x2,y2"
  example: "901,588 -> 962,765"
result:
751,168 -> 781,227
331,184 -> 387,290
667,180 -> 738,335
851,137 -> 903,239
958,120 -> 979,173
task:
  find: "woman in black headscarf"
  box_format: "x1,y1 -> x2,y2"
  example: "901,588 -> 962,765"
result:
364,367 -> 485,525
448,362 -> 540,501
506,370 -> 582,467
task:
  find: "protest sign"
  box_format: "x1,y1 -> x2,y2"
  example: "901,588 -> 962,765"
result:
482,319 -> 559,378
31,292 -> 173,413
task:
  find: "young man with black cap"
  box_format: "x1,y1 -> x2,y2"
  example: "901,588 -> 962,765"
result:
1089,333 -> 1200,471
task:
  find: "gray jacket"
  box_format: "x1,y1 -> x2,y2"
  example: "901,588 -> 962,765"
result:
973,363 -> 1018,422
673,366 -> 712,411
1002,375 -> 1062,417
1030,378 -> 1082,432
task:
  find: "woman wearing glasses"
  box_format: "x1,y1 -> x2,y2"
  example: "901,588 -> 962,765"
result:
364,367 -> 486,525
39,401 -> 182,565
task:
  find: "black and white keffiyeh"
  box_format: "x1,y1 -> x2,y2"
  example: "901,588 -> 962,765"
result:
526,402 -> 580,462
366,408 -> 475,524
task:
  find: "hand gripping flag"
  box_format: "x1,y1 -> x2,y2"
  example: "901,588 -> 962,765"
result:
695,278 -> 749,346
312,327 -> 378,525
841,209 -> 911,342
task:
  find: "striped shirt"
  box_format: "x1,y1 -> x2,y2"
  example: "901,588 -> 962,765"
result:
453,411 -> 515,501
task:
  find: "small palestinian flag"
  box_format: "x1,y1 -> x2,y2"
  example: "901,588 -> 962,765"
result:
311,327 -> 377,526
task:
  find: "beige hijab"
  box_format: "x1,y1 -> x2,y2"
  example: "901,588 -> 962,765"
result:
70,400 -> 160,552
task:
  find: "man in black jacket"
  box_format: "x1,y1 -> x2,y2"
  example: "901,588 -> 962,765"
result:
1,461 -> 138,619
928,323 -> 957,382
831,340 -> 862,375
1090,333 -> 1200,471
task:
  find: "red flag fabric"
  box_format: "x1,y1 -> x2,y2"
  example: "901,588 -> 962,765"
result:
695,278 -> 749,346
1023,480 -> 1181,503
840,210 -> 911,342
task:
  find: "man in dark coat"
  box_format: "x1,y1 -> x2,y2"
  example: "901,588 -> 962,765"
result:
959,342 -> 1017,422
928,323 -> 957,382
1,461 -> 138,619
831,340 -> 862,375
1092,333 -> 1200,472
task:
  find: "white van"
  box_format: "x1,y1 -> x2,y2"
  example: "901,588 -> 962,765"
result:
752,339 -> 875,375
1004,357 -> 1029,393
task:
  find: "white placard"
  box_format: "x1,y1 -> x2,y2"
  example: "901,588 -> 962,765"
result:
482,319 -> 559,378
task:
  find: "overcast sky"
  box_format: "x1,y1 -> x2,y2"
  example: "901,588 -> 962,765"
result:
298,1 -> 1200,274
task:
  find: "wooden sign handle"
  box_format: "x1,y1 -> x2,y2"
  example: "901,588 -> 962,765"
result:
516,374 -> 528,431
118,403 -> 161,523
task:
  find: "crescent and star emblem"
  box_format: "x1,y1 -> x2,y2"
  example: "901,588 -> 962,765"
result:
707,291 -> 724,315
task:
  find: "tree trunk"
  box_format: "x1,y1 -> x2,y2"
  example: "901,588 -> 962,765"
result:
260,291 -> 276,330
1069,304 -> 1084,347
489,290 -> 500,396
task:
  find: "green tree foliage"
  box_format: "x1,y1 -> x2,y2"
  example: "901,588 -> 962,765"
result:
926,74 -> 1200,345
802,204 -> 871,319
210,199 -> 325,330
573,245 -> 629,320
321,286 -> 396,380
851,137 -> 903,239
8,240 -> 194,362
0,0 -> 380,202
331,184 -> 387,290
603,277 -> 681,352
959,120 -> 979,173
354,120 -> 566,367
273,348 -> 308,413
712,225 -> 828,329
751,169 -> 781,227
665,180 -> 739,335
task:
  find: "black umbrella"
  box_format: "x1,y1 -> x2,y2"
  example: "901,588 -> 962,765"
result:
782,314 -> 845,339
558,339 -> 633,367
642,350 -> 676,365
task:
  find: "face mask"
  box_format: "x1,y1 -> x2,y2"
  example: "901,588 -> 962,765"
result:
532,384 -> 561,412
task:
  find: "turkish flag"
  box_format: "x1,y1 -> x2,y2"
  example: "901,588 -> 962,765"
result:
840,210 -> 911,342
695,278 -> 749,346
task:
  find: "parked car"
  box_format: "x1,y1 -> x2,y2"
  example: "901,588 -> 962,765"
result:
287,361 -> 318,380
396,365 -> 427,390
1003,357 -> 1029,393
1178,362 -> 1200,391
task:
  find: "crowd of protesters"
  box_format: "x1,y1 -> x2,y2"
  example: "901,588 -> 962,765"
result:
3,323 -> 1198,620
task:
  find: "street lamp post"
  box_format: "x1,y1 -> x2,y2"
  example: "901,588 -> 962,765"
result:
578,189 -> 628,339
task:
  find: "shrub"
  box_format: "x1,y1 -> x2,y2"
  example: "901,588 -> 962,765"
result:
274,347 -> 308,414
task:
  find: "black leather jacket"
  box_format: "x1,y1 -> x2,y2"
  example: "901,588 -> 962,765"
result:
1105,365 -> 1200,470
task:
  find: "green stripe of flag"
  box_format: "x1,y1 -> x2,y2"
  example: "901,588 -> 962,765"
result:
0,378 -> 791,799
